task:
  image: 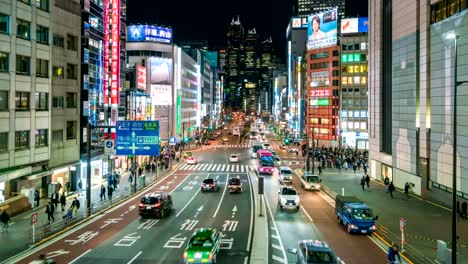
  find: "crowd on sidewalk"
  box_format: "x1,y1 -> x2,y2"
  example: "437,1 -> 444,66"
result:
303,146 -> 369,175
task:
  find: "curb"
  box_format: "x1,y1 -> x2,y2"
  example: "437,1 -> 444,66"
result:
248,171 -> 269,264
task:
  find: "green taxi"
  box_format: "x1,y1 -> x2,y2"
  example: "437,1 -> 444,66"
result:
183,228 -> 222,264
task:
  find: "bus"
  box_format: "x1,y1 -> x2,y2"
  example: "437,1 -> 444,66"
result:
251,143 -> 263,158
257,149 -> 273,159
258,156 -> 275,175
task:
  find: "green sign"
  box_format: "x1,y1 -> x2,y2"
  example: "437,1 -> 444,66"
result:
143,122 -> 159,130
318,99 -> 329,106
341,54 -> 347,62
354,53 -> 361,62
176,96 -> 181,135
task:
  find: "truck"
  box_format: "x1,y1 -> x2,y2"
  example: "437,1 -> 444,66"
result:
335,195 -> 378,234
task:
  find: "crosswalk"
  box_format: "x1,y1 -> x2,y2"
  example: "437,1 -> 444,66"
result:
178,163 -> 257,173
199,144 -> 282,150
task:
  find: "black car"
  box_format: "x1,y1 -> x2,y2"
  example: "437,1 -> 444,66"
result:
201,178 -> 220,192
228,177 -> 242,193
139,191 -> 173,218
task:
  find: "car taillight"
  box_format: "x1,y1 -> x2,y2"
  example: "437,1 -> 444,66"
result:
211,183 -> 215,187
154,203 -> 161,207
209,252 -> 213,260
183,252 -> 187,259
139,203 -> 144,207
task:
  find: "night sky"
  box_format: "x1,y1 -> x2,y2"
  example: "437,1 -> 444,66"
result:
126,0 -> 369,63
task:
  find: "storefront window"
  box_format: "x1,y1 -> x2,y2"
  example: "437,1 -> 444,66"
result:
341,77 -> 348,85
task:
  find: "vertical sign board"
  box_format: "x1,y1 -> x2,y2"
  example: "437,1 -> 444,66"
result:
103,0 -> 109,106
115,121 -> 160,156
258,176 -> 264,195
176,96 -> 181,135
110,0 -> 120,140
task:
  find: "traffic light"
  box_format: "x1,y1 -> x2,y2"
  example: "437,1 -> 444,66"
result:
285,138 -> 290,144
209,125 -> 214,130
227,116 -> 231,120
184,137 -> 190,143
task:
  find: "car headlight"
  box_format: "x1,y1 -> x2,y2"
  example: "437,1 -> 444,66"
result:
294,197 -> 300,204
280,197 -> 287,204
349,224 -> 357,229
369,225 -> 376,230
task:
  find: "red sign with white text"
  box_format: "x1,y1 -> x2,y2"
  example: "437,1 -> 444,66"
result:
310,90 -> 330,97
137,65 -> 146,90
103,0 -> 109,105
110,0 -> 120,126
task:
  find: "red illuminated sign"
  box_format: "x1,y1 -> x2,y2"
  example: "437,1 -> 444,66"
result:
103,0 -> 109,105
137,65 -> 146,90
310,90 -> 330,97
110,0 -> 120,127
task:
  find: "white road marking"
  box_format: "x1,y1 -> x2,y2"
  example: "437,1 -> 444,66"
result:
212,175 -> 228,218
69,249 -> 91,264
271,234 -> 279,240
221,164 -> 226,171
206,164 -> 213,170
272,244 -> 282,250
127,251 -> 142,264
300,206 -> 314,222
246,171 -> 254,252
265,198 -> 287,264
176,174 -> 209,217
272,255 -> 286,263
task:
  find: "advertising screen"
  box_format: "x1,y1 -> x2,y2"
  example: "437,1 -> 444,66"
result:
150,57 -> 172,85
137,65 -> 146,90
310,71 -> 330,87
151,84 -> 172,106
307,8 -> 338,50
205,51 -> 218,68
127,25 -> 172,43
292,18 -> 301,28
341,17 -> 368,34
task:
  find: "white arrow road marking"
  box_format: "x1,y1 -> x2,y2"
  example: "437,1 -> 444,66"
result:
194,205 -> 204,217
183,186 -> 194,191
138,220 -> 159,230
232,205 -> 238,218
127,251 -> 142,264
159,185 -> 169,190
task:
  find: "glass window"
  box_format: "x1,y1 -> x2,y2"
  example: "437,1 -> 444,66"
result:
360,42 -> 367,50
342,44 -> 347,51
311,52 -> 329,60
348,111 -> 353,117
35,92 -> 48,110
35,129 -> 47,146
360,122 -> 367,130
332,70 -> 339,76
15,92 -> 29,110
36,59 -> 48,77
361,76 -> 367,84
52,66 -> 63,78
348,122 -> 354,129
0,132 -> 7,151
341,122 -> 347,129
361,98 -> 368,107
332,50 -> 339,56
36,0 -> 49,11
0,52 -> 8,72
16,55 -> 30,74
361,89 -> 368,96
53,34 -> 64,47
360,65 -> 368,73
354,44 -> 360,50
332,60 -> 339,67
52,96 -> 64,108
0,13 -> 9,33
332,80 -> 339,86
342,66 -> 347,73
321,118 -> 330,124
348,77 -> 353,84
18,0 -> 30,4
320,128 -> 329,134
0,90 -> 7,110
15,130 -> 29,149
16,19 -> 30,39
66,34 -> 78,51
66,121 -> 76,139
348,44 -> 354,50
361,54 -> 367,61
311,118 -> 319,124
66,92 -> 76,108
66,64 -> 77,79
347,65 -> 353,73
354,76 -> 361,84
36,25 -> 48,44
52,129 -> 63,143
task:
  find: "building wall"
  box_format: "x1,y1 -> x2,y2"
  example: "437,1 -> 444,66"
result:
50,0 -> 81,169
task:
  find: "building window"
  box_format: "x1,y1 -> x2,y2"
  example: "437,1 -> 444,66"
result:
66,92 -> 76,108
35,129 -> 47,146
53,34 -> 64,47
0,132 -> 7,151
310,118 -> 319,124
354,44 -> 360,50
66,34 -> 78,51
360,42 -> 367,50
341,77 -> 347,85
0,13 -> 9,34
348,44 -> 354,51
342,44 -> 347,51
15,130 -> 29,149
35,92 -> 48,110
52,66 -> 63,79
332,50 -> 339,56
360,65 -> 368,73
0,91 -> 7,110
310,52 -> 329,60
36,0 -> 49,11
36,25 -> 49,44
16,55 -> 30,74
16,19 -> 30,39
332,60 -> 339,67
361,76 -> 367,84
66,63 -> 77,79
354,76 -> 361,84
347,65 -> 354,73
66,121 -> 76,139
310,62 -> 329,70
348,77 -> 353,84
321,118 -> 330,124
15,92 -> 29,110
0,52 -> 8,72
361,54 -> 367,62
332,80 -> 339,86
52,129 -> 63,143
332,70 -> 339,76
36,59 -> 48,77
52,96 -> 64,108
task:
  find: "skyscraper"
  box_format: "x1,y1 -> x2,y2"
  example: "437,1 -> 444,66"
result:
225,17 -> 243,110
297,0 -> 345,17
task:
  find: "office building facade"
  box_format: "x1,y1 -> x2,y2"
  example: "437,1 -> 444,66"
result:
297,0 -> 345,18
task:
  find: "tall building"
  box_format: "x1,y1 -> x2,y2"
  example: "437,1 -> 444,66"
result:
179,40 -> 208,51
49,0 -> 81,196
241,27 -> 260,114
0,0 -> 52,206
297,0 -> 345,18
225,16 -> 243,110
368,0 -> 468,211
339,17 -> 369,150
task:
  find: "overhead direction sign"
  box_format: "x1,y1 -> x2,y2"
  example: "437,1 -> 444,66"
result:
116,121 -> 160,156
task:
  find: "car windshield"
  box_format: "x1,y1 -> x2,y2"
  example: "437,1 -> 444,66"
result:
307,251 -> 335,263
253,145 -> 262,153
306,177 -> 320,183
274,156 -> 281,161
263,144 -> 270,147
203,179 -> 214,184
261,157 -> 274,166
190,237 -> 213,248
228,178 -> 241,185
230,155 -> 238,158
140,196 -> 160,204
281,170 -> 292,175
281,188 -> 297,195
350,208 -> 374,220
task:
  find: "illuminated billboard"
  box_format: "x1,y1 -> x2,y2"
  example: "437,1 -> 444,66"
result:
341,17 -> 369,34
137,65 -> 146,90
310,90 -> 330,97
292,18 -> 301,28
150,57 -> 172,85
127,25 -> 172,43
307,8 -> 338,50
310,99 -> 330,106
151,84 -> 172,106
310,71 -> 330,87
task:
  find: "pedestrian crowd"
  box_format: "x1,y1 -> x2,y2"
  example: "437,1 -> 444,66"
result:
304,146 -> 369,176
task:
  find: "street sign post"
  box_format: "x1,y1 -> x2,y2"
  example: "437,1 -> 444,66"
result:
31,213 -> 38,243
169,136 -> 177,146
400,217 -> 406,252
104,140 -> 115,155
116,121 -> 160,156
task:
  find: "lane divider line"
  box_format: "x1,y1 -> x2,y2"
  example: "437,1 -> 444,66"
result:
69,249 -> 91,264
127,251 -> 143,264
212,175 -> 228,218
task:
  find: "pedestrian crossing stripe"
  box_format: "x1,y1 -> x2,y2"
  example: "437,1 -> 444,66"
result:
178,163 -> 257,173
199,144 -> 281,150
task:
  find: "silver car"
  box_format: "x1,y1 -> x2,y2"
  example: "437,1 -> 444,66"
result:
279,166 -> 293,184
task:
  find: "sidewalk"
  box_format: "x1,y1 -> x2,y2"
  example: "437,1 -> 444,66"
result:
0,162 -> 176,260
297,167 -> 468,263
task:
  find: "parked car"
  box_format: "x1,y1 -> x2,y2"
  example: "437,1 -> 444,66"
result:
138,191 -> 173,218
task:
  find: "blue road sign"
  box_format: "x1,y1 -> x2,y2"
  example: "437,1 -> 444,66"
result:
116,121 -> 160,156
169,136 -> 178,145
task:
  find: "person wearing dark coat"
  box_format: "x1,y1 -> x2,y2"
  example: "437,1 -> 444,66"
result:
462,201 -> 468,219
365,174 -> 370,188
388,182 -> 395,198
0,210 -> 10,232
360,176 -> 366,191
100,185 -> 106,201
46,202 -> 55,223
50,192 -> 59,209
34,190 -> 40,207
59,193 -> 66,212
107,185 -> 113,200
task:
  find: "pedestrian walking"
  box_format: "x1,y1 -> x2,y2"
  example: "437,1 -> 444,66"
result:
107,185 -> 113,200
70,197 -> 80,217
365,174 -> 370,188
462,201 -> 468,219
100,185 -> 106,201
112,175 -> 118,190
363,164 -> 368,174
360,176 -> 366,191
404,182 -> 410,198
57,182 -> 63,194
457,200 -> 461,218
388,182 -> 395,198
50,192 -> 59,209
46,202 -> 55,223
59,193 -> 66,212
65,181 -> 71,195
77,180 -> 83,196
384,176 -> 390,185
0,210 -> 10,232
318,165 -> 323,175
353,163 -> 357,174
34,189 -> 40,207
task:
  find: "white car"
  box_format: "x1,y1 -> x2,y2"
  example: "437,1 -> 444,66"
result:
279,167 -> 293,184
187,157 -> 198,165
288,147 -> 299,153
262,143 -> 271,149
278,186 -> 300,210
229,154 -> 239,163
300,173 -> 322,191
